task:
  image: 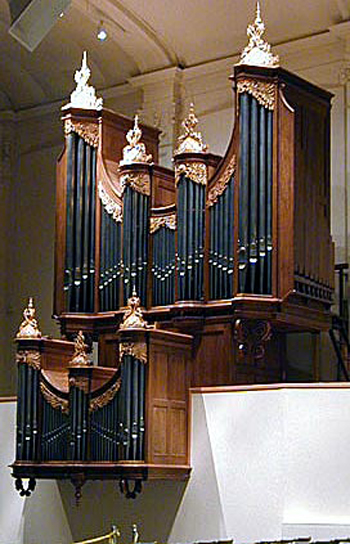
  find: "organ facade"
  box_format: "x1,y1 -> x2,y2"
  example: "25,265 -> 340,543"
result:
11,5 -> 335,500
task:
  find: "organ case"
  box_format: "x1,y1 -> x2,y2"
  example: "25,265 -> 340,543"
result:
12,9 -> 335,498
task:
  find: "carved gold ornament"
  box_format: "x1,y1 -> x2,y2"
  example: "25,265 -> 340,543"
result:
63,51 -> 103,111
16,298 -> 42,339
89,377 -> 122,412
150,213 -> 176,233
120,115 -> 153,166
40,381 -> 69,414
16,349 -> 41,370
98,182 -> 122,222
120,342 -> 147,364
175,103 -> 208,155
237,78 -> 276,110
207,155 -> 236,207
175,162 -> 207,186
120,289 -> 149,329
120,172 -> 150,196
238,1 -> 279,68
69,331 -> 91,367
64,119 -> 99,147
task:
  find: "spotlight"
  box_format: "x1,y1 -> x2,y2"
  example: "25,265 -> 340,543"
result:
97,22 -> 107,41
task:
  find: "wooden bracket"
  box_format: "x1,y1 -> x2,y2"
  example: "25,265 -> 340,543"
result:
119,478 -> 142,499
15,477 -> 36,497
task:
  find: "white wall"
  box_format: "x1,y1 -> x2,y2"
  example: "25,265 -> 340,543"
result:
3,385 -> 350,543
0,400 -> 72,544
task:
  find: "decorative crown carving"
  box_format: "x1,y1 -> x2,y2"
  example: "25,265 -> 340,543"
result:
69,331 -> 91,366
237,1 -> 279,68
120,115 -> 153,166
16,298 -> 42,339
120,289 -> 150,330
175,103 -> 208,155
63,51 -> 103,110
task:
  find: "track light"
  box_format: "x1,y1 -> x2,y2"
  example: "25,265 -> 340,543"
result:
97,21 -> 107,41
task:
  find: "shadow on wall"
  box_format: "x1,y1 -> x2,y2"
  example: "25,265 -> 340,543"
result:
59,480 -> 188,542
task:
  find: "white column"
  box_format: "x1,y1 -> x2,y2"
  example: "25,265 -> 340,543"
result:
0,112 -> 15,394
130,67 -> 184,167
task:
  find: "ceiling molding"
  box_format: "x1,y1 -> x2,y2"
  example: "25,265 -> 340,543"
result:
335,0 -> 350,21
74,0 -> 179,72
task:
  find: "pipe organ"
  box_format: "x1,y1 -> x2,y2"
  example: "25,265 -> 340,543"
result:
12,7 -> 335,500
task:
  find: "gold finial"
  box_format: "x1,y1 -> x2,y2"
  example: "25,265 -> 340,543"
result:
63,51 -> 103,111
119,115 -> 153,166
109,525 -> 121,544
132,524 -> 139,544
69,331 -> 91,366
237,1 -> 279,68
174,103 -> 208,155
119,289 -> 149,329
16,297 -> 42,339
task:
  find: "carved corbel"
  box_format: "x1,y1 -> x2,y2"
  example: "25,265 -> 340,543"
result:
119,478 -> 142,499
234,318 -> 272,365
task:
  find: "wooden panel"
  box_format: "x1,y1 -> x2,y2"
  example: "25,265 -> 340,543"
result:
277,88 -> 295,299
40,338 -> 74,370
168,354 -> 186,399
152,350 -> 168,399
54,145 -> 67,316
151,166 -> 175,208
282,74 -> 333,300
147,329 -> 191,465
101,109 -> 160,164
152,404 -> 168,455
192,323 -> 234,387
170,405 -> 187,457
98,334 -> 118,368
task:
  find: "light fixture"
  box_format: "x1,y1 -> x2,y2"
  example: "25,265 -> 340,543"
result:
8,0 -> 71,52
97,21 -> 108,41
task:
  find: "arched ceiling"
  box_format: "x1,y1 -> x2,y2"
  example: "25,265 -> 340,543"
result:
0,0 -> 349,111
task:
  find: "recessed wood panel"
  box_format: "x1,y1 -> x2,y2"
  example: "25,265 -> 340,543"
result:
170,407 -> 187,457
152,350 -> 169,399
152,405 -> 168,456
168,354 -> 186,399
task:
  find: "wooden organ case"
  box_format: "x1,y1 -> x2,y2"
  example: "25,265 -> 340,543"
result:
12,12 -> 335,501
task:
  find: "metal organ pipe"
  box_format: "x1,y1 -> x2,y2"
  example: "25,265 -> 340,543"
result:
208,173 -> 235,300
238,92 -> 273,295
64,133 -> 97,312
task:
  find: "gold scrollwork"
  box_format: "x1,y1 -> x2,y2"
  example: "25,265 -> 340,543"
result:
89,377 -> 122,412
120,342 -> 147,364
150,214 -> 176,233
64,119 -> 99,147
16,349 -> 41,370
40,381 -> 69,414
237,78 -> 276,110
175,162 -> 207,186
98,182 -> 122,222
120,173 -> 150,196
207,155 -> 236,207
